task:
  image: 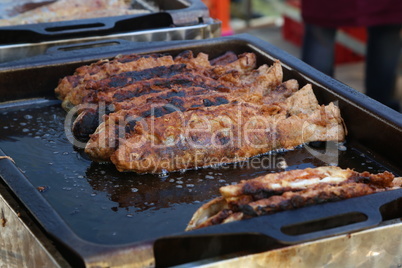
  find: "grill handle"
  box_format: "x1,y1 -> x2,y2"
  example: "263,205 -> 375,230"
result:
268,188 -> 402,244
39,21 -> 115,35
176,189 -> 402,245
34,13 -> 173,35
258,200 -> 384,244
0,13 -> 173,44
44,39 -> 133,54
0,38 -> 190,68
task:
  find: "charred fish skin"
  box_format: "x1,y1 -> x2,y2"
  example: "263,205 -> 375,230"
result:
71,104 -> 116,142
56,53 -> 176,110
64,51 -> 261,144
84,60 -> 286,170
72,108 -> 99,142
57,51 -> 257,110
107,89 -> 344,173
55,50 -> 346,174
84,76 -> 294,166
243,182 -> 376,217
72,73 -> 232,142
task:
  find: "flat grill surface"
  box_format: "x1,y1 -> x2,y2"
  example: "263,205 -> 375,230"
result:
0,35 -> 402,265
0,99 -> 397,245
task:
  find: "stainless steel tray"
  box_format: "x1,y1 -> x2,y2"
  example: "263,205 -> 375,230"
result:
0,0 -> 220,63
0,20 -> 221,63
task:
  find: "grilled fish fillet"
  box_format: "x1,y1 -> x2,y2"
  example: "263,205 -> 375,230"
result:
55,50 -> 345,173
82,78 -> 294,162
83,61 -> 285,155
69,51 -> 269,141
108,90 -> 344,173
55,53 -> 176,110
186,166 -> 402,231
61,51 -> 257,105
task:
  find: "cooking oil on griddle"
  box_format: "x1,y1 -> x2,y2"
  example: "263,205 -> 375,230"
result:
0,100 -> 396,245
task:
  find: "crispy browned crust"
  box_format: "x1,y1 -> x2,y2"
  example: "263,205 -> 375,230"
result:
73,58 -> 283,143
106,82 -> 344,173
244,183 -> 376,216
84,91 -> 265,161
220,166 -> 355,199
109,96 -> 344,173
55,50 -> 345,173
55,53 -> 176,110
185,166 -> 401,231
84,76 -> 292,162
56,51 -> 258,110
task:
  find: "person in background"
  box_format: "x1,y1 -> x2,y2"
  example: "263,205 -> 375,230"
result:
301,0 -> 402,111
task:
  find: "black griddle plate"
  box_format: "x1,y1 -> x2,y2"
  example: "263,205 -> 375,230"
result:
1,34 -> 402,267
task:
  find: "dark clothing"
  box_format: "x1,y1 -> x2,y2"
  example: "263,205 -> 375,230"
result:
365,25 -> 402,111
301,25 -> 336,77
301,23 -> 402,111
301,0 -> 402,27
301,1 -> 402,111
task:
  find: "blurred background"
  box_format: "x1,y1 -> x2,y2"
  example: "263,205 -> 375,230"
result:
202,0 -> 402,109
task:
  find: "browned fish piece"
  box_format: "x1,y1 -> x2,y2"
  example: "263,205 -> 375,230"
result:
56,51 -> 258,113
84,78 -> 294,164
107,88 -> 344,173
209,51 -> 239,66
54,50 -> 344,175
244,183 -> 377,216
186,166 -> 401,231
73,62 -> 285,141
56,53 -> 176,110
